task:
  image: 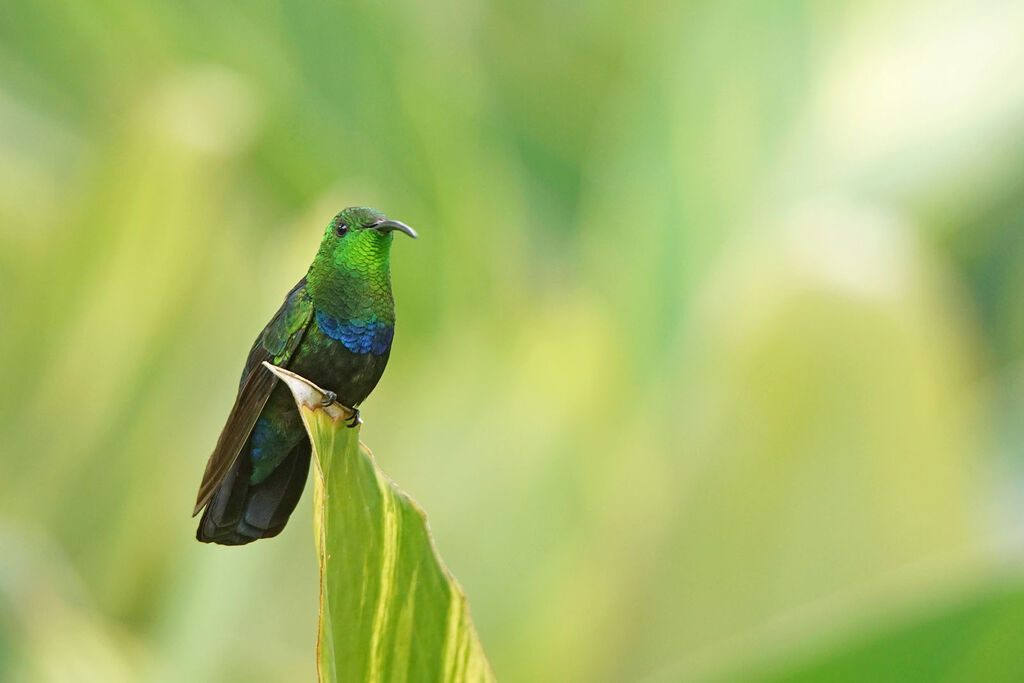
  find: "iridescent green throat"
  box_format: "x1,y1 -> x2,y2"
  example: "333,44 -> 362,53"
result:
306,229 -> 396,355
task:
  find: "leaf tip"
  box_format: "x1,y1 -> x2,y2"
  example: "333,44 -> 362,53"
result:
261,361 -> 354,422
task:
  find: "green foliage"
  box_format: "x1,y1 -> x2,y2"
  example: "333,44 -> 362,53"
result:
735,579 -> 1024,683
266,364 -> 494,683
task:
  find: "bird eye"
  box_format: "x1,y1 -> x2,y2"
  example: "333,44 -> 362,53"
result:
334,220 -> 349,237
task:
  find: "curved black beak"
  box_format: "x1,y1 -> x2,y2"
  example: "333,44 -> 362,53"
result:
373,220 -> 418,238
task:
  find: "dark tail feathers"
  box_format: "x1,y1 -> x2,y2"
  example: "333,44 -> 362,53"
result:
196,442 -> 311,545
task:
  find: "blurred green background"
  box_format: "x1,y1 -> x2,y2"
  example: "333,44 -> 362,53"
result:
3,0 -> 1024,681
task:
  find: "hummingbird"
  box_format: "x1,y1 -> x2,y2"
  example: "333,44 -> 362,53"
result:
193,206 -> 417,545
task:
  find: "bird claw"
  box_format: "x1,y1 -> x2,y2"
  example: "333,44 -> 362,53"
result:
319,389 -> 359,427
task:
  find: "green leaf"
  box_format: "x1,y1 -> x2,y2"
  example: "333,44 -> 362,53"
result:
264,363 -> 495,683
734,578 -> 1024,683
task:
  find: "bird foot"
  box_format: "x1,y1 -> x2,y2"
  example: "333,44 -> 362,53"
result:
320,390 -> 360,427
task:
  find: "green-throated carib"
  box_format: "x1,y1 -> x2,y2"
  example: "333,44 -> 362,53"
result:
194,207 -> 416,545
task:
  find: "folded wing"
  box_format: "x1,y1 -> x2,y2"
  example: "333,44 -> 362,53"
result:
193,278 -> 313,515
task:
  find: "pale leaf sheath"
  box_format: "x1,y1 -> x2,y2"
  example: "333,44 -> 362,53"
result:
263,362 -> 495,682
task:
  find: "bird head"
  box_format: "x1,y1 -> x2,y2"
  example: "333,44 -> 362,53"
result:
318,206 -> 417,272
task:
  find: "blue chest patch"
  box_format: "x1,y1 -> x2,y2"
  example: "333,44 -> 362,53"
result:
316,310 -> 394,355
